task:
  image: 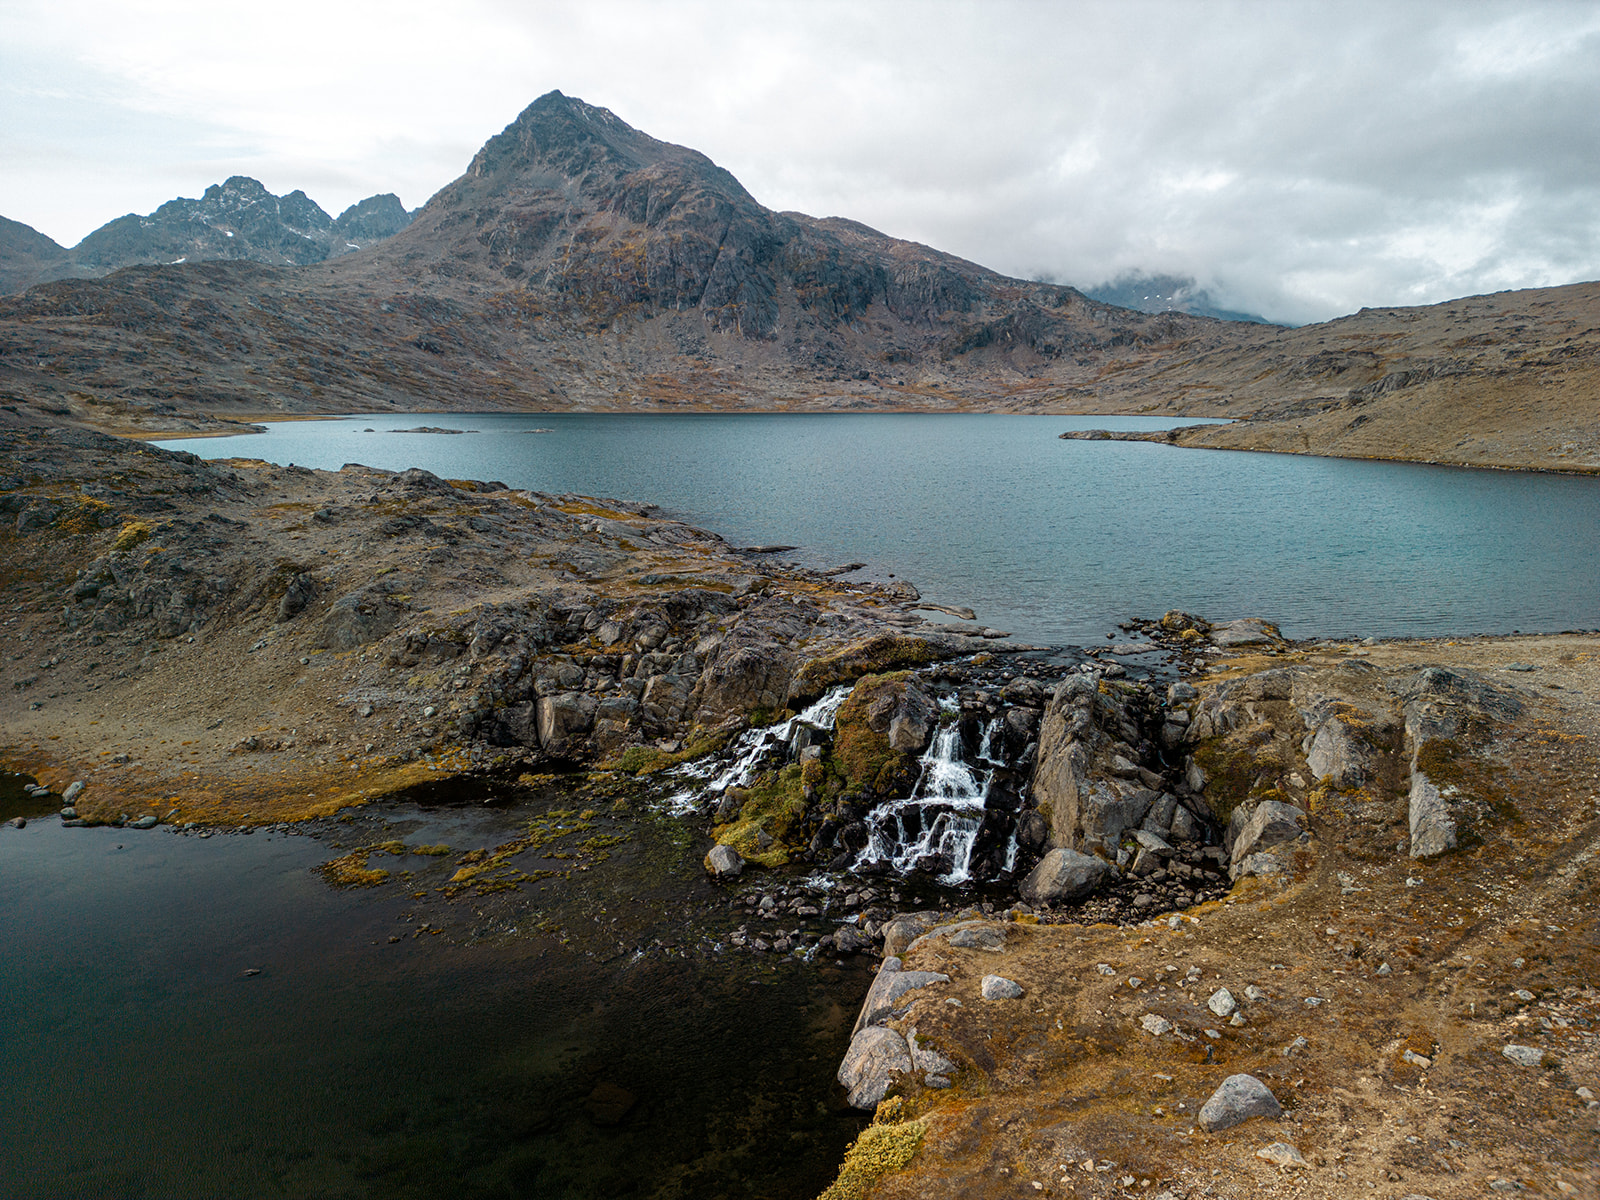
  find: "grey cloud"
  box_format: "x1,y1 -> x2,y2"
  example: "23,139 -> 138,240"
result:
4,0 -> 1599,323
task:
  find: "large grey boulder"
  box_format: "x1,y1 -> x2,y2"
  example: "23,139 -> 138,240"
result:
1018,847 -> 1113,906
1198,1073 -> 1282,1131
1408,772 -> 1455,858
1305,719 -> 1370,787
837,1026 -> 913,1109
1229,800 -> 1305,870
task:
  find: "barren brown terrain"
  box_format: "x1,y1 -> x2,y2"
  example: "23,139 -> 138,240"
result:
824,633 -> 1600,1200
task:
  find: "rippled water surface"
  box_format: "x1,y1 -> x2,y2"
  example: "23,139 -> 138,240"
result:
164,413 -> 1600,642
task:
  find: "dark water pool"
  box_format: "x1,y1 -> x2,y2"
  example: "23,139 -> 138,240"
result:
0,775 -> 871,1199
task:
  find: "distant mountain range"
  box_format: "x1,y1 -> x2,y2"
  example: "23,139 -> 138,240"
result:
1,90 -> 1596,476
1083,272 -> 1273,325
0,179 -> 414,293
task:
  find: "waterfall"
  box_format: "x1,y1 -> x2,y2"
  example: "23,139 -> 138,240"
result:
662,686 -> 851,812
855,704 -> 994,886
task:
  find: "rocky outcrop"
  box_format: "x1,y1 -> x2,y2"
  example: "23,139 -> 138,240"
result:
1401,667 -> 1523,857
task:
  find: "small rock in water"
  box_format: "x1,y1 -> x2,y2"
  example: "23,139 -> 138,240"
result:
241,968 -> 261,977
583,1081 -> 636,1125
5,816 -> 24,829
981,975 -> 1024,1000
59,807 -> 76,820
704,844 -> 744,879
1198,1074 -> 1282,1131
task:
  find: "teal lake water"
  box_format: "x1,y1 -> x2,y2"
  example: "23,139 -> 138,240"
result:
163,413 -> 1600,642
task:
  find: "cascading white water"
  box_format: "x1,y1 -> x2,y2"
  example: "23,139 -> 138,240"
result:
659,686 -> 851,813
856,703 -> 994,885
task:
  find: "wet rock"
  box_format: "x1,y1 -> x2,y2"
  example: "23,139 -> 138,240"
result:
831,925 -> 872,954
837,1026 -> 912,1109
1018,847 -> 1113,906
981,975 -> 1024,999
704,844 -> 744,878
5,816 -> 25,829
1198,1073 -> 1282,1131
584,1081 -> 636,1125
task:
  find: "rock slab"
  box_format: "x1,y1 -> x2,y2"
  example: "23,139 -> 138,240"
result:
837,1026 -> 913,1109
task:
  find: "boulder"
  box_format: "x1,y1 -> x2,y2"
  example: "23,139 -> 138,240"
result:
981,975 -> 1024,1000
704,844 -> 744,878
1198,1073 -> 1282,1131
1229,800 -> 1305,867
1018,848 -> 1113,906
837,1026 -> 913,1109
882,912 -> 941,956
905,919 -> 1007,954
536,691 -> 597,758
1409,771 -> 1456,858
1210,618 -> 1283,647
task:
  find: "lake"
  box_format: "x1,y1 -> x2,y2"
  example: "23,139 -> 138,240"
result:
162,413 -> 1600,642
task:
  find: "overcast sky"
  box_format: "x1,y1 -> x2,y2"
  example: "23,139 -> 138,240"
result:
3,0 -> 1599,324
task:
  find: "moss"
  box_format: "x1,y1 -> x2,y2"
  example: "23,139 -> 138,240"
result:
793,634 -> 940,698
411,844 -> 451,856
318,848 -> 391,887
607,730 -> 731,775
713,764 -> 810,867
819,1112 -> 928,1200
113,520 -> 153,552
832,673 -> 921,797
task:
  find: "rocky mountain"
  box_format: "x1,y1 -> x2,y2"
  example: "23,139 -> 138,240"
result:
0,216 -> 68,295
0,179 -> 414,294
1085,271 -> 1273,324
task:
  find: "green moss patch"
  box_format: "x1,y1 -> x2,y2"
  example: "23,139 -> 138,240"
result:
793,634 -> 940,699
714,764 -> 810,867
